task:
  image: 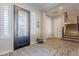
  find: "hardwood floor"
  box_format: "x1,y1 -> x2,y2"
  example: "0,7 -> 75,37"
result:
1,38 -> 79,56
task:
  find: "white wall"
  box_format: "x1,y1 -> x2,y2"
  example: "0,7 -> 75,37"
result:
53,15 -> 64,38
0,3 -> 42,55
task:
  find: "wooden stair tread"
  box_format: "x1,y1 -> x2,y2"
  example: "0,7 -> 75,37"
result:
63,35 -> 79,41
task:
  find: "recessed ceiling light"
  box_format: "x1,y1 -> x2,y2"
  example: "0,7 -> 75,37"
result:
59,6 -> 63,10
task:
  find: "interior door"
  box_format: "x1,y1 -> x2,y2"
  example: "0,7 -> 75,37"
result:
54,17 -> 62,38
14,6 -> 30,49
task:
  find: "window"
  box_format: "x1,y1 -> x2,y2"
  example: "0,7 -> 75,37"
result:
3,11 -> 8,37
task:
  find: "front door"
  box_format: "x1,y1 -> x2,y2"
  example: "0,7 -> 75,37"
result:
14,6 -> 30,49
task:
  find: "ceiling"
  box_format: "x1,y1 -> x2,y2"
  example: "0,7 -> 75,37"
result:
27,3 -> 60,11
27,3 -> 79,18
46,3 -> 79,18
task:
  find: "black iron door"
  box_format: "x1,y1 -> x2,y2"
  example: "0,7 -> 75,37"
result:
14,6 -> 30,49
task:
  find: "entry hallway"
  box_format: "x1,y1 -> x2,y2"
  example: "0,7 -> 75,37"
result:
2,39 -> 79,56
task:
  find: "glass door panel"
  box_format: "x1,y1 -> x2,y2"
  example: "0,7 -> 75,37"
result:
18,10 -> 29,37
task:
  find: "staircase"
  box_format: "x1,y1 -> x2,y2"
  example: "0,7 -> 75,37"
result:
62,24 -> 79,41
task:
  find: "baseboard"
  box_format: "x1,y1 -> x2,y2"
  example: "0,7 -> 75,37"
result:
30,42 -> 37,45
0,49 -> 13,56
46,37 -> 62,39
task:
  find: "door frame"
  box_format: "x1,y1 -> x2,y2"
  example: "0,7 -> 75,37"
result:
13,5 -> 30,50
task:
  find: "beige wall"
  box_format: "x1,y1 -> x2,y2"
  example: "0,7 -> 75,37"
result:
0,3 -> 42,55
42,12 -> 52,40
51,19 -> 54,36
41,12 -> 46,41
66,9 -> 78,24
45,15 -> 52,38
